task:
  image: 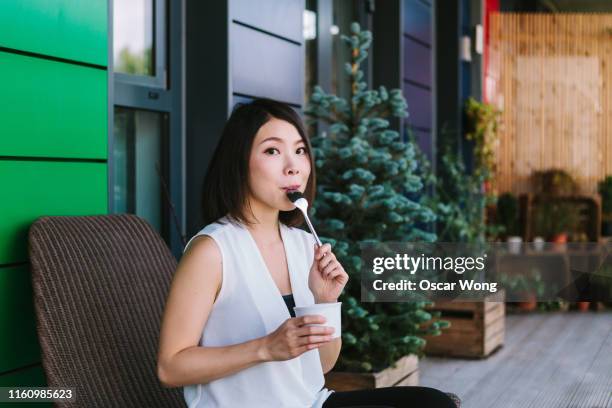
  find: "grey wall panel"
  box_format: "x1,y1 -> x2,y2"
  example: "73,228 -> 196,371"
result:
403,82 -> 431,130
403,37 -> 431,86
186,0 -> 230,236
230,0 -> 302,43
231,23 -> 303,105
404,0 -> 432,44
373,0 -> 402,134
232,94 -> 254,109
186,0 -> 306,238
412,128 -> 433,159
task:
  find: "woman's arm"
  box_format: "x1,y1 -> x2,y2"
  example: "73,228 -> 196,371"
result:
158,338 -> 269,388
314,295 -> 342,374
157,236 -> 268,387
158,235 -> 334,387
318,337 -> 341,374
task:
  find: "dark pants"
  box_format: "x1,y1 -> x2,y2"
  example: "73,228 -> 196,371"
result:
322,386 -> 458,408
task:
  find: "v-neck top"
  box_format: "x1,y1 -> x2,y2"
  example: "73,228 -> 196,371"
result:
282,293 -> 296,317
181,215 -> 334,408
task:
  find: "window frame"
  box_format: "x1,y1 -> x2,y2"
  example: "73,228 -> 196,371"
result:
108,0 -> 185,256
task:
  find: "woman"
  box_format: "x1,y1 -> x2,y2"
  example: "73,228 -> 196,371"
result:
157,98 -> 457,408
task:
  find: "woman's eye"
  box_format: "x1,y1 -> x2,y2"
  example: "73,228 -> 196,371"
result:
264,148 -> 280,155
297,147 -> 308,155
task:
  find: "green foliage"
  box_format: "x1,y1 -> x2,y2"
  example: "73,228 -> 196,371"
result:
537,299 -> 569,312
532,169 -> 577,196
305,22 -> 446,373
598,175 -> 612,219
499,268 -> 546,297
533,200 -> 581,239
464,97 -> 501,185
425,145 -> 499,244
497,192 -> 519,237
115,47 -> 152,76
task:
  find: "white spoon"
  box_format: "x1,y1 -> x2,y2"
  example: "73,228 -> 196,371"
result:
286,190 -> 323,247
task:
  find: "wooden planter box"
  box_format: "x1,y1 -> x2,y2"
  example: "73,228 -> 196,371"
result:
423,290 -> 505,358
324,355 -> 419,391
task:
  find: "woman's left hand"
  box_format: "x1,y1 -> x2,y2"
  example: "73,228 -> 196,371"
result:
308,243 -> 349,303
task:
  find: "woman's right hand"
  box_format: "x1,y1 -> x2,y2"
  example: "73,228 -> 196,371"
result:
261,315 -> 335,361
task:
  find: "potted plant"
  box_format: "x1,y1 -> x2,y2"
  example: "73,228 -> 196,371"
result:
598,175 -> 612,236
533,200 -> 580,244
576,301 -> 590,312
538,299 -> 569,312
496,192 -> 523,251
500,270 -> 545,312
532,169 -> 577,196
464,97 -> 501,195
306,22 -> 448,386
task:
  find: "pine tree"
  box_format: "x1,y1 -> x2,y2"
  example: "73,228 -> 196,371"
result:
305,23 -> 447,373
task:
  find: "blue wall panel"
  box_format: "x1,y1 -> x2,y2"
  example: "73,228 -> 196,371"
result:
403,83 -> 432,130
403,38 -> 431,86
230,0 -> 303,43
404,0 -> 432,44
231,23 -> 303,105
403,0 -> 434,159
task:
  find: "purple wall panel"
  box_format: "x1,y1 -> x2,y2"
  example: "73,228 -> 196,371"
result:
404,0 -> 432,44
403,38 -> 431,86
403,82 -> 431,130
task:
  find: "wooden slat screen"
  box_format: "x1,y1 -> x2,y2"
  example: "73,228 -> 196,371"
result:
488,13 -> 612,194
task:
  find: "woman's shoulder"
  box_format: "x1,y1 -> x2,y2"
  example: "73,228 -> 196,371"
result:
183,215 -> 237,254
199,215 -> 236,235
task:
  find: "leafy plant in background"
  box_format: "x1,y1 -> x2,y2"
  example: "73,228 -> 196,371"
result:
498,268 -> 547,299
412,98 -> 502,244
115,47 -> 153,75
532,169 -> 577,196
538,299 -> 569,312
305,22 -> 448,373
598,176 -> 612,221
496,192 -> 519,238
427,145 -> 500,244
464,97 -> 501,190
590,264 -> 612,305
598,175 -> 612,236
533,200 -> 581,240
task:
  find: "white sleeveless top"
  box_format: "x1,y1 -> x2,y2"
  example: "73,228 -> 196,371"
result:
182,216 -> 335,408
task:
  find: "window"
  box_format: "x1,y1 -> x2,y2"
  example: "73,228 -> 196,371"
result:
113,0 -> 155,76
111,0 -> 182,253
113,0 -> 166,87
113,107 -> 169,235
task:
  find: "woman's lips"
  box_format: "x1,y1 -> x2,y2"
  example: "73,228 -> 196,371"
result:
282,185 -> 301,191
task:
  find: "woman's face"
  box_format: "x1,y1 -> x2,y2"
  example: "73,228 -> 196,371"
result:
247,118 -> 311,213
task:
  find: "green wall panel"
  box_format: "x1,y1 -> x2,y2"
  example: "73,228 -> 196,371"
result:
0,364 -> 52,407
0,364 -> 47,386
0,51 -> 107,160
0,0 -> 107,66
0,266 -> 41,374
0,161 -> 108,265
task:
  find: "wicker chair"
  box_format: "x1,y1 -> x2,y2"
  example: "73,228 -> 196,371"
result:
27,214 -> 461,408
28,214 -> 185,407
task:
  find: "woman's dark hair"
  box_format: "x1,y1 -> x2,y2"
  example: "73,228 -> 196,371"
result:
200,98 -> 316,228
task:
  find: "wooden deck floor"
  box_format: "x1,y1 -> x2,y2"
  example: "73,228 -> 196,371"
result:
420,311 -> 612,408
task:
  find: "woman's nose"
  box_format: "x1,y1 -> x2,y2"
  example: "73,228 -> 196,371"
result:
285,156 -> 300,175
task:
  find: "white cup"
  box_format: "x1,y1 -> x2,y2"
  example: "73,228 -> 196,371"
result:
293,302 -> 342,339
507,236 -> 522,254
533,236 -> 545,251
